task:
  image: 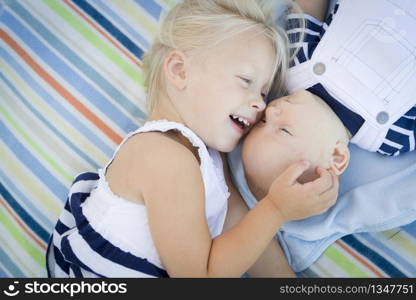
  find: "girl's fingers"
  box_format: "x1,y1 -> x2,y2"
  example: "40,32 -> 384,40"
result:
280,160 -> 311,185
304,167 -> 333,194
318,171 -> 339,207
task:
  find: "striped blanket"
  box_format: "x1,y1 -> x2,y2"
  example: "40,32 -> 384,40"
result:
1,0 -> 415,277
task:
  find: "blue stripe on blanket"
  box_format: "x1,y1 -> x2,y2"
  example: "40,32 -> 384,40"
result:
91,0 -> 151,48
359,233 -> 416,276
0,52 -> 114,159
402,222 -> 416,239
133,0 -> 162,19
342,235 -> 406,277
0,183 -> 50,243
0,169 -> 53,230
0,121 -> 68,200
0,248 -> 25,277
72,0 -> 144,60
1,73 -> 100,169
7,0 -> 146,122
3,10 -> 138,133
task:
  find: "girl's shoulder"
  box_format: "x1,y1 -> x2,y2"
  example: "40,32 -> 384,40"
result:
121,130 -> 201,165
106,130 -> 203,200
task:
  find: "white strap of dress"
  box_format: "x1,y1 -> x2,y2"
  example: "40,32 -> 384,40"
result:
102,120 -> 211,174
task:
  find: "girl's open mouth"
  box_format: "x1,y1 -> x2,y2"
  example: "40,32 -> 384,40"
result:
229,115 -> 250,131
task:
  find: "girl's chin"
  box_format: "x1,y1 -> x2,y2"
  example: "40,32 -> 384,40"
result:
218,142 -> 238,153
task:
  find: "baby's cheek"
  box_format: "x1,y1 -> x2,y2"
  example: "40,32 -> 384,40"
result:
296,143 -> 321,165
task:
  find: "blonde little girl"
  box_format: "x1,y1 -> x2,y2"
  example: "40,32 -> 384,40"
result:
46,0 -> 337,278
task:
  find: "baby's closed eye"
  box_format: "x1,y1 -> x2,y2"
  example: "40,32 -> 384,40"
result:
279,128 -> 292,136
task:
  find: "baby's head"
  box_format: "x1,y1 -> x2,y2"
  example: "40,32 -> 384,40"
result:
242,90 -> 351,199
142,0 -> 291,152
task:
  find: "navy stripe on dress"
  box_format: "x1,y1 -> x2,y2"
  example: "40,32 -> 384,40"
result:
47,172 -> 169,278
60,235 -> 105,277
69,189 -> 169,277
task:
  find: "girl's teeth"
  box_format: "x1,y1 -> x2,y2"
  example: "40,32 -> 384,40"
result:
231,115 -> 250,127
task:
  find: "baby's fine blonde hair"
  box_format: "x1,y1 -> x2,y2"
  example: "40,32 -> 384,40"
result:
142,0 -> 293,113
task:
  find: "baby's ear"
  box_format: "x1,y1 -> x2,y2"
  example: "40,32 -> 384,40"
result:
163,50 -> 187,90
330,142 -> 350,175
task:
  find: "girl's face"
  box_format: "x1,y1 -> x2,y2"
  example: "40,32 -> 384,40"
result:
178,29 -> 276,152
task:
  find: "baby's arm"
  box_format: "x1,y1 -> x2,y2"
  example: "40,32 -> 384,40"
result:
293,0 -> 328,21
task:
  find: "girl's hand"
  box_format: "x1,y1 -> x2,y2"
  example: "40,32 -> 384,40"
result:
265,160 -> 338,222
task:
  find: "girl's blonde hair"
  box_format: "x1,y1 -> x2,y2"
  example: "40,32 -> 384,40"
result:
143,0 -> 299,113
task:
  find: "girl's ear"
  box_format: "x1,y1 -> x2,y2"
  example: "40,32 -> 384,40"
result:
163,50 -> 187,90
330,142 -> 350,175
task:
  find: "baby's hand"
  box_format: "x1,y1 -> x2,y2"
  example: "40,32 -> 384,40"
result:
265,161 -> 338,222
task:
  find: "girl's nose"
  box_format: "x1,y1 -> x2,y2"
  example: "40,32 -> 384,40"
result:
250,96 -> 266,112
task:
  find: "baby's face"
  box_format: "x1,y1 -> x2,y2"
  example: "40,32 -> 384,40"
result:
242,90 -> 337,198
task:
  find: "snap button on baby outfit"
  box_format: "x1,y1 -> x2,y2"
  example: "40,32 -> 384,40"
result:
313,62 -> 326,75
376,111 -> 389,124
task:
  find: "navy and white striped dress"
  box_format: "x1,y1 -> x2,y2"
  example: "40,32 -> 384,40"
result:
286,3 -> 416,156
46,120 -> 230,277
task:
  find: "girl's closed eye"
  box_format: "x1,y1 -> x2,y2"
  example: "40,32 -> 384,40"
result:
238,76 -> 267,100
238,76 -> 252,86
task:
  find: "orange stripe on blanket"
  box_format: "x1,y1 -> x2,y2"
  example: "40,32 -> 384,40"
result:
0,197 -> 47,251
63,0 -> 143,68
335,240 -> 386,278
1,29 -> 122,145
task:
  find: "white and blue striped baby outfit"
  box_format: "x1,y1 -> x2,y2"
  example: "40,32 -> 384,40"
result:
286,2 -> 416,156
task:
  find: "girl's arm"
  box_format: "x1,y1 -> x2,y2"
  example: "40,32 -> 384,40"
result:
222,175 -> 295,277
221,152 -> 295,277
134,133 -> 337,277
293,0 -> 328,21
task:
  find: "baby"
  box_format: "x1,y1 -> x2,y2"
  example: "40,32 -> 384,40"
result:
232,0 -> 416,273
242,90 -> 350,200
